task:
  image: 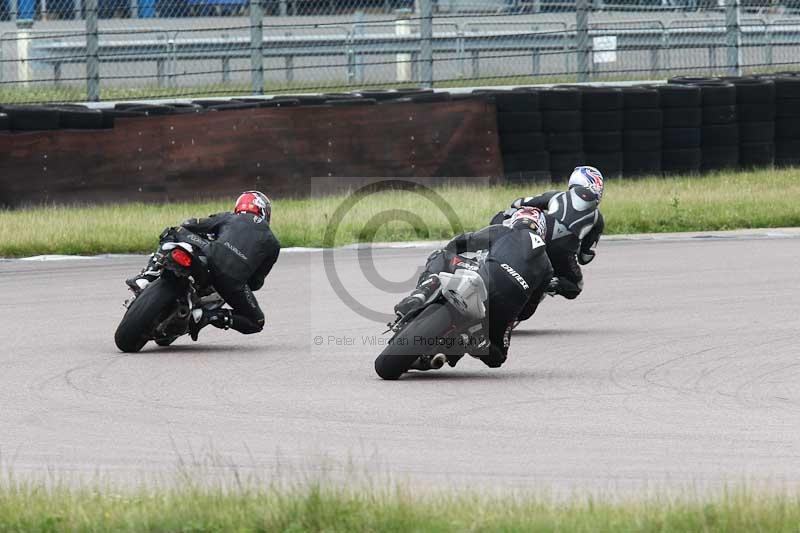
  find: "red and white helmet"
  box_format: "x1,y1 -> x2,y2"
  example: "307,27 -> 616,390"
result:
234,191 -> 271,223
568,165 -> 604,201
508,207 -> 547,239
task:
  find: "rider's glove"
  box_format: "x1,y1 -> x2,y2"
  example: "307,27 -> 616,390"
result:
578,249 -> 596,265
550,277 -> 582,299
511,197 -> 531,209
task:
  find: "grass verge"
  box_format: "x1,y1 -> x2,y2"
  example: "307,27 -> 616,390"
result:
0,75 -> 599,104
2,168 -> 800,257
3,68 -> 799,104
0,481 -> 798,532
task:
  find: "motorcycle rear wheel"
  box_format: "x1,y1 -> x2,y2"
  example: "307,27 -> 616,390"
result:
374,303 -> 457,380
114,278 -> 179,353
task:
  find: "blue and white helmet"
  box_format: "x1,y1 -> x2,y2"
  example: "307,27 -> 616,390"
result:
568,166 -> 604,201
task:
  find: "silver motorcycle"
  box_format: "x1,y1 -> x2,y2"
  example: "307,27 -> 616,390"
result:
374,259 -> 490,380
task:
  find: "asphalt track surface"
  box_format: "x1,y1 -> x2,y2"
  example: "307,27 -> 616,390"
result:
1,234 -> 799,494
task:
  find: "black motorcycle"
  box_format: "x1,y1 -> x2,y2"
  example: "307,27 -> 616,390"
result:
374,257 -> 490,380
114,236 -> 224,353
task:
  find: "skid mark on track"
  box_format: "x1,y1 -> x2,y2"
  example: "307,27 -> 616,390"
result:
52,351 -> 425,433
732,338 -> 800,412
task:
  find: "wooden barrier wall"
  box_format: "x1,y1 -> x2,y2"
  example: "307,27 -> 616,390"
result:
0,98 -> 502,207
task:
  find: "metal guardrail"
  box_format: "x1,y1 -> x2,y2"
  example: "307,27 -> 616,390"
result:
24,19 -> 800,88
3,0 -> 800,103
1,28 -> 170,84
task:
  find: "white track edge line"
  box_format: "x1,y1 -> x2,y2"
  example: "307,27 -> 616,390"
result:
4,228 -> 800,262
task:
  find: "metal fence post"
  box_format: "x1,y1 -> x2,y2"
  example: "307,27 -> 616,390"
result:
396,10 -> 413,82
576,0 -> 589,83
765,23 -> 773,68
353,10 -> 364,84
649,46 -> 659,78
85,0 -> 100,101
725,0 -> 741,76
418,0 -> 433,88
14,15 -> 33,87
709,46 -> 717,75
250,0 -> 264,95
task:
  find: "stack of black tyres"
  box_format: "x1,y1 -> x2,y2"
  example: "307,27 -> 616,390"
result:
354,90 -> 404,101
724,77 -> 775,168
656,84 -> 702,174
669,77 -> 740,172
385,91 -> 452,105
56,105 -> 104,129
621,86 -> 662,177
771,75 -> 800,166
0,104 -> 108,130
325,97 -> 377,107
488,89 -> 549,182
580,86 -> 623,178
700,81 -> 739,172
541,87 -> 583,180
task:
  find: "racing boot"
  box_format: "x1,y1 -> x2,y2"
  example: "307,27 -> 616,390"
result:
409,353 -> 447,371
394,275 -> 441,318
463,323 -> 491,362
189,308 -> 232,341
125,253 -> 162,296
208,309 -> 233,330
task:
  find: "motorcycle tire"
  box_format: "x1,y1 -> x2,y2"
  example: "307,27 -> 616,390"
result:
114,278 -> 179,353
374,303 -> 457,380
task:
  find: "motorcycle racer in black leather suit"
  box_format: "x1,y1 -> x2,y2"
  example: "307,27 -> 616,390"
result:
394,207 -> 553,370
490,165 -> 605,322
126,191 -> 280,339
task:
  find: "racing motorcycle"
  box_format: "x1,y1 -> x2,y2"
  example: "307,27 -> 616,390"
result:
114,233 -> 224,353
374,254 -> 490,380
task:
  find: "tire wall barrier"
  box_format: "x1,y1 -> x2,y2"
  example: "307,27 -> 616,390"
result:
0,93 -> 502,207
773,75 -> 800,167
491,73 -> 797,182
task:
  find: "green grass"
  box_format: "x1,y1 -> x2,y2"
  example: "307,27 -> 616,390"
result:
5,66 -> 797,104
2,168 -> 800,257
0,76 -> 549,104
3,74 -> 587,104
0,480 -> 799,532
0,74 -> 651,104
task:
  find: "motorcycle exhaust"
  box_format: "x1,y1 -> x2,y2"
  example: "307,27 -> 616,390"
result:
156,304 -> 191,336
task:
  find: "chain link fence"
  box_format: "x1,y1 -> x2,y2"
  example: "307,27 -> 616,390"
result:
0,0 -> 799,102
